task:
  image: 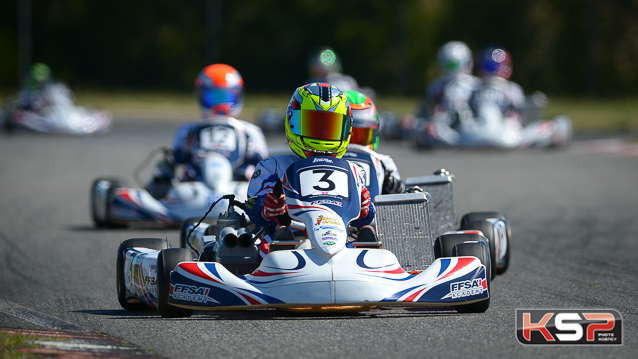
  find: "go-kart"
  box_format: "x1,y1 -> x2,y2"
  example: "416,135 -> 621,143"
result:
116,156 -> 510,317
1,82 -> 112,135
415,95 -> 572,149
91,133 -> 249,228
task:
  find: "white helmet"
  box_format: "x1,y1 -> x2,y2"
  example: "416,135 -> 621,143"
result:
437,41 -> 473,76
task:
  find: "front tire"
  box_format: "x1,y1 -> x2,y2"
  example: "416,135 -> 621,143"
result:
453,241 -> 491,313
91,177 -> 127,228
157,248 -> 194,318
116,238 -> 168,311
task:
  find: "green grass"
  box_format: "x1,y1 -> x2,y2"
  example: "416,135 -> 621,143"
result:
4,89 -> 638,134
545,97 -> 638,133
0,331 -> 40,359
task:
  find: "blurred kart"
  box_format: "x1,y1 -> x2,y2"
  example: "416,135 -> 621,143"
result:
1,82 -> 112,135
415,93 -> 572,149
91,144 -> 249,228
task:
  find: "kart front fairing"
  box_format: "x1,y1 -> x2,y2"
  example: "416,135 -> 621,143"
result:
167,248 -> 488,310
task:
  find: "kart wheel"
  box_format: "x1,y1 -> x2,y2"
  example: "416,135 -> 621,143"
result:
91,177 -> 127,228
157,248 -> 194,318
453,241 -> 491,313
116,238 -> 168,311
460,212 -> 511,275
459,212 -> 512,240
434,232 -> 495,280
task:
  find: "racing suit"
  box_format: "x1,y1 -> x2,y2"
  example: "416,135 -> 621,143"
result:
343,144 -> 405,198
244,153 -> 375,257
171,116 -> 269,181
417,73 -> 481,125
469,76 -> 525,118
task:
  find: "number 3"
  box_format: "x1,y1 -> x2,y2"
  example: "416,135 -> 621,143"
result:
312,170 -> 336,191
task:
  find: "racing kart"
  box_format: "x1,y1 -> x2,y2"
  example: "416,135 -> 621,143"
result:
415,93 -> 572,149
1,82 -> 112,135
91,138 -> 249,228
116,156 -> 511,317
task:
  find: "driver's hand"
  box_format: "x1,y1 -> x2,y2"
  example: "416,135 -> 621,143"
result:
359,186 -> 371,219
262,192 -> 287,222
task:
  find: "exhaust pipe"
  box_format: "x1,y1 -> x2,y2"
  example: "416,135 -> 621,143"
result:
236,227 -> 254,248
220,227 -> 238,248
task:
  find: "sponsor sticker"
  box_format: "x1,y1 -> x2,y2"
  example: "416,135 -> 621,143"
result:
315,215 -> 341,226
170,284 -> 214,304
313,225 -> 344,233
516,309 -> 622,345
441,278 -> 487,299
311,199 -> 343,207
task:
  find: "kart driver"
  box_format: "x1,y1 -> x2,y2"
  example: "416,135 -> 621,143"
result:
147,64 -> 269,198
244,82 -> 376,258
417,41 -> 480,127
469,46 -> 525,122
17,63 -> 57,112
342,90 -> 405,197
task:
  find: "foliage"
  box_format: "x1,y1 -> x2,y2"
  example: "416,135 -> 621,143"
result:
1,0 -> 638,97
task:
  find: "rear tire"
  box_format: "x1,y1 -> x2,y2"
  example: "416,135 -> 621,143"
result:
116,238 -> 168,311
453,241 -> 491,313
157,248 -> 194,318
460,211 -> 511,275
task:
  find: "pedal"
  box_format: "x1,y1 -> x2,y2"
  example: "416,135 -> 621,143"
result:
373,192 -> 434,271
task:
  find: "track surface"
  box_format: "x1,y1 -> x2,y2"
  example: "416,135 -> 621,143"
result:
1,123 -> 636,358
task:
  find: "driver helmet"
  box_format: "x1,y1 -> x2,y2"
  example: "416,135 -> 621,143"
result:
437,41 -> 473,76
195,64 -> 244,118
285,82 -> 352,158
307,46 -> 342,82
29,63 -> 51,88
476,47 -> 513,79
344,90 -> 379,151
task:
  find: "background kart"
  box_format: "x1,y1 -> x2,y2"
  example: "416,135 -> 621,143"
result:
1,82 -> 112,135
415,93 -> 572,149
91,146 -> 248,228
116,157 -> 509,317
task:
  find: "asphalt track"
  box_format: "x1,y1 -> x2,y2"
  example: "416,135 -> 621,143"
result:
1,122 -> 636,358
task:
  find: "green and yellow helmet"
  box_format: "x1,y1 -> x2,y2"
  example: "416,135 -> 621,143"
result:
285,83 -> 352,158
344,90 -> 379,151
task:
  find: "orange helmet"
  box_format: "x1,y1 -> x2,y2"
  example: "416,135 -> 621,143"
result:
195,64 -> 244,118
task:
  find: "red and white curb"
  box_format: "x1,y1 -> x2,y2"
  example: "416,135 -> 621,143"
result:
1,299 -> 162,358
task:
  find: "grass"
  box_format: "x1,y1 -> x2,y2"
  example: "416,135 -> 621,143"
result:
0,330 -> 40,359
3,89 -> 638,134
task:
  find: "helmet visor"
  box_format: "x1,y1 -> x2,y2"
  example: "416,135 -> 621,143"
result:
289,110 -> 351,141
200,88 -> 241,108
350,127 -> 377,146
